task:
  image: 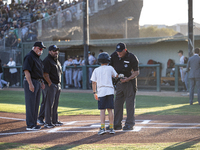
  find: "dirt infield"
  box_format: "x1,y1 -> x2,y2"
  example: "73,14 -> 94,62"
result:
1,112 -> 200,145
1,88 -> 199,145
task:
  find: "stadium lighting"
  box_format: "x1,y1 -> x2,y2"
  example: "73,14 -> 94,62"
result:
125,16 -> 134,39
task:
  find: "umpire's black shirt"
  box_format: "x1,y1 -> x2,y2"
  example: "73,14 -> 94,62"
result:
23,50 -> 44,79
43,54 -> 62,84
110,51 -> 139,77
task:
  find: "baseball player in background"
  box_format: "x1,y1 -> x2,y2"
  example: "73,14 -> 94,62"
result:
63,56 -> 73,88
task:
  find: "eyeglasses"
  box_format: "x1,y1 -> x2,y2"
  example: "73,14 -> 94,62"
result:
52,50 -> 59,52
38,47 -> 43,51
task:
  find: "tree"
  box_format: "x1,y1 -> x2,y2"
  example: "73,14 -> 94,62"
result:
140,26 -> 178,38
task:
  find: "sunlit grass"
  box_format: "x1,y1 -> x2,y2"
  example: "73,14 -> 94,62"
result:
0,91 -> 199,116
1,142 -> 200,150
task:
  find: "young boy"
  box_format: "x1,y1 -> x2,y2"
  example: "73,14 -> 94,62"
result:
90,52 -> 118,135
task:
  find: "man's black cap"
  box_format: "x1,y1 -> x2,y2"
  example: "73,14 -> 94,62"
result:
33,41 -> 46,49
48,45 -> 59,51
116,43 -> 126,52
178,50 -> 183,54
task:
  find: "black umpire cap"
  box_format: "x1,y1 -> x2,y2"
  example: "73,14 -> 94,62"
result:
34,41 -> 46,49
116,43 -> 126,52
49,45 -> 60,51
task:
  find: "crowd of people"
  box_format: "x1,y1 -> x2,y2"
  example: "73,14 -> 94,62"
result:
0,0 -> 116,47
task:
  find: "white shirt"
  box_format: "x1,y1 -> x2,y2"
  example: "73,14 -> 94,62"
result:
7,61 -> 17,73
63,60 -> 72,71
180,55 -> 184,64
88,55 -> 95,65
90,65 -> 118,97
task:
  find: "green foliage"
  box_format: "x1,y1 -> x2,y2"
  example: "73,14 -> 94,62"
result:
140,26 -> 178,37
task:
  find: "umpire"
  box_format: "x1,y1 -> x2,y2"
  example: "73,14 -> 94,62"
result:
110,42 -> 139,130
23,41 -> 46,130
43,45 -> 63,128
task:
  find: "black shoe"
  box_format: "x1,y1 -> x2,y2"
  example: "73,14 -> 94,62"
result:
123,125 -> 133,130
114,126 -> 122,130
109,128 -> 115,134
190,103 -> 193,105
44,123 -> 55,128
26,125 -> 41,131
37,119 -> 45,125
53,121 -> 63,126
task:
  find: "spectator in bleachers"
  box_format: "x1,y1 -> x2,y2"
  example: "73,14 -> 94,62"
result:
10,33 -> 18,48
65,9 -> 72,22
26,25 -> 37,41
17,38 -> 21,48
21,22 -> 28,41
0,30 -> 4,38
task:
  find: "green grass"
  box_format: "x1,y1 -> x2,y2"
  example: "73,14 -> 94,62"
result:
1,142 -> 200,150
0,90 -> 199,116
1,91 -> 200,150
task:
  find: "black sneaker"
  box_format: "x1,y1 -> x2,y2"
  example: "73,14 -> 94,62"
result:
106,125 -> 122,130
37,119 -> 45,125
114,126 -> 122,130
109,128 -> 115,134
123,125 -> 133,130
98,128 -> 106,135
44,123 -> 55,128
54,121 -> 63,126
26,125 -> 41,131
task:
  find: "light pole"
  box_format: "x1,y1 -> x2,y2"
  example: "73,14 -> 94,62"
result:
125,16 -> 134,39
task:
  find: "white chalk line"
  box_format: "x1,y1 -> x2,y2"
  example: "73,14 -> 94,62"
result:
0,116 -> 25,121
1,116 -> 200,136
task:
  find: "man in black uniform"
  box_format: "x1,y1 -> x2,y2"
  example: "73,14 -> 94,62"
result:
43,45 -> 63,128
110,43 -> 139,130
23,41 -> 46,130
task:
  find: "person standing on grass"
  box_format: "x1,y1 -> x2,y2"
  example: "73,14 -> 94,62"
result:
186,47 -> 200,105
90,52 -> 118,135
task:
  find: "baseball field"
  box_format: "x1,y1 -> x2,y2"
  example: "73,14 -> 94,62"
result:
0,88 -> 200,150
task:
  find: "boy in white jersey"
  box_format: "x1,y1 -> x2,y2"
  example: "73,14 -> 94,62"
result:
90,52 -> 118,135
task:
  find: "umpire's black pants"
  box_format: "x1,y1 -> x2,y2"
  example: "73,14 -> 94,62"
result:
44,83 -> 61,124
38,90 -> 46,121
114,81 -> 136,128
24,79 -> 41,128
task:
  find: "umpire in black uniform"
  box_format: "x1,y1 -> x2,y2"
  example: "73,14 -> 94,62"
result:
23,41 -> 46,130
43,45 -> 63,128
110,43 -> 139,130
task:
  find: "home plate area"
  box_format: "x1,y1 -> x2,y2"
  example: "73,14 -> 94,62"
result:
1,116 -> 200,136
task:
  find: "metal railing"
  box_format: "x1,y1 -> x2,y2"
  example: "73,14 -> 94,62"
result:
3,64 -> 186,92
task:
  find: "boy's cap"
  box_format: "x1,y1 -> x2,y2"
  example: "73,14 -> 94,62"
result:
33,42 -> 46,49
116,43 -> 126,52
49,45 -> 59,51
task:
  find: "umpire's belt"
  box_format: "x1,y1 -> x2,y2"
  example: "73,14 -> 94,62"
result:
31,78 -> 44,83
